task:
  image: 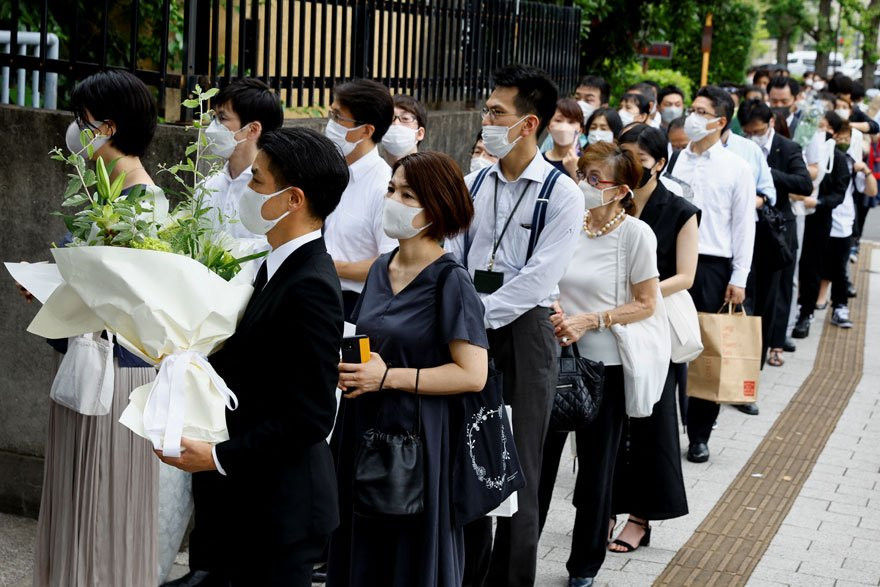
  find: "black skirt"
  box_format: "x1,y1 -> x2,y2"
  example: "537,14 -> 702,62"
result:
611,365 -> 689,520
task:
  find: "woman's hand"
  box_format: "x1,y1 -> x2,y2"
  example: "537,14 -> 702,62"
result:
803,196 -> 819,209
338,352 -> 388,398
15,282 -> 34,302
551,311 -> 594,347
854,160 -> 869,174
563,144 -> 580,179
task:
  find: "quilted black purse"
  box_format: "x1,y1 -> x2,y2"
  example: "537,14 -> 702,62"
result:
550,343 -> 605,432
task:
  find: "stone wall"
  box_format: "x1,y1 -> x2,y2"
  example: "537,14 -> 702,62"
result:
0,104 -> 480,517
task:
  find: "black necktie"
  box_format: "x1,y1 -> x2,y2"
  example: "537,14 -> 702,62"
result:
253,262 -> 268,293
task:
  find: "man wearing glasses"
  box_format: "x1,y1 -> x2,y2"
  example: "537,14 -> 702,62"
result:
667,86 -> 756,464
323,79 -> 397,320
448,64 -> 584,587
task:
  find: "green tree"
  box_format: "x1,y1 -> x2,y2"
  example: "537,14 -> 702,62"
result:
840,0 -> 880,86
764,0 -> 808,66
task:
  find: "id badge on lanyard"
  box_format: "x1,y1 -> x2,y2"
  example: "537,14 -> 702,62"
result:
473,179 -> 529,294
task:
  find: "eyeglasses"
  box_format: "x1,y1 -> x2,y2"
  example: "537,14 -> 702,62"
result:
328,110 -> 361,125
685,107 -> 717,119
576,170 -> 617,186
392,113 -> 418,125
480,107 -> 519,122
74,115 -> 103,132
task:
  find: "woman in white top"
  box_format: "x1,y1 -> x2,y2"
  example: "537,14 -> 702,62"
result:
536,141 -> 660,587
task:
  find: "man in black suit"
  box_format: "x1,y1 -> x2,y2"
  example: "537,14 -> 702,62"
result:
157,127 -> 349,586
739,99 -> 813,367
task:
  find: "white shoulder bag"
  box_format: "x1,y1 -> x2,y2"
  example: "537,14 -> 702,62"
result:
49,331 -> 115,416
665,289 -> 703,363
610,222 -> 672,418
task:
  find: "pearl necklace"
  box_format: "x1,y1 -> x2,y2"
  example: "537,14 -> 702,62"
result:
583,208 -> 626,238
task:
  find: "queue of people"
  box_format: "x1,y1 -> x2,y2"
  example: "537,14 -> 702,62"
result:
26,61 -> 877,587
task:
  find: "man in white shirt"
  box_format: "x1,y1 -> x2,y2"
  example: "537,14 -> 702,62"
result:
447,64 -> 584,587
322,79 -> 397,319
203,78 -> 284,242
666,86 -> 756,465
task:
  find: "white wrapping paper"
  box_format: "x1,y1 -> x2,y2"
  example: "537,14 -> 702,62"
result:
15,246 -> 257,456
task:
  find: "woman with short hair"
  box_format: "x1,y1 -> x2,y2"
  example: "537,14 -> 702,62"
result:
328,151 -> 490,587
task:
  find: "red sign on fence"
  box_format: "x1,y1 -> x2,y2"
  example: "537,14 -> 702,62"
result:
639,43 -> 674,60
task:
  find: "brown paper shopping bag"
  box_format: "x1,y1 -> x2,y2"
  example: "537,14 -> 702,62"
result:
687,304 -> 762,404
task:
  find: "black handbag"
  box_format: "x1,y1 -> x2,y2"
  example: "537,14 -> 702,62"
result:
755,204 -> 794,272
353,372 -> 424,518
550,343 -> 605,432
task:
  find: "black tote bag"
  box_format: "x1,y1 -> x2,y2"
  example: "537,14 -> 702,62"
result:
550,343 -> 605,432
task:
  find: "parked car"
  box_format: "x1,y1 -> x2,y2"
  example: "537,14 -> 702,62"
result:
787,51 -> 844,77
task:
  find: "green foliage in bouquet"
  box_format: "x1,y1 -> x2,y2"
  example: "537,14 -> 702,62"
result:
49,86 -> 266,281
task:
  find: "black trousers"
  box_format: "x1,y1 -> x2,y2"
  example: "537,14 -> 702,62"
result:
746,257 -> 780,370
190,471 -> 228,574
536,366 -> 625,579
342,290 -> 360,323
463,307 -> 559,587
228,533 -> 328,587
821,235 -> 853,308
686,255 -> 732,446
798,212 -> 833,320
771,217 -> 799,348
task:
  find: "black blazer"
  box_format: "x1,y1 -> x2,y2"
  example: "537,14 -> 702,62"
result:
212,237 -> 343,546
815,149 -> 850,218
767,133 -> 813,220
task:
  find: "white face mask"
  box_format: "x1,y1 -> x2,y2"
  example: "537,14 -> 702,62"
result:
382,196 -> 431,240
381,125 -> 419,157
587,129 -> 614,145
324,119 -> 366,157
548,121 -> 579,147
205,119 -> 250,159
813,81 -> 826,91
684,113 -> 720,142
470,156 -> 495,173
835,108 -> 852,120
578,100 -> 596,123
65,120 -> 110,156
579,181 -> 623,210
618,109 -> 635,127
749,128 -> 772,148
238,185 -> 292,235
481,115 -> 527,158
660,106 -> 683,124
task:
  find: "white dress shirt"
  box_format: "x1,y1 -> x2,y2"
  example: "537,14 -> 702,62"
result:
212,228 -> 324,475
446,148 -> 585,329
204,164 -> 267,242
323,147 -> 397,293
671,141 -> 756,288
724,132 -> 777,206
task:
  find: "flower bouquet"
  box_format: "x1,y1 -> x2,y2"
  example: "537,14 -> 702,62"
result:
9,87 -> 265,456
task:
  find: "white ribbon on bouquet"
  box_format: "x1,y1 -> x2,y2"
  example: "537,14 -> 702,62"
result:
143,350 -> 239,457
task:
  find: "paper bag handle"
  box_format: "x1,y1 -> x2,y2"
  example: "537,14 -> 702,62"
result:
716,302 -> 748,316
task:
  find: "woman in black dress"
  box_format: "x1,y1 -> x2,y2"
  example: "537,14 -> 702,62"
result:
327,151 -> 490,587
609,124 -> 699,552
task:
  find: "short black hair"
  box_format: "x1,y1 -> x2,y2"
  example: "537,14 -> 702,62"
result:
620,92 -> 651,115
257,127 -> 350,221
737,98 -> 773,126
577,75 -> 610,105
72,70 -> 157,157
823,110 -> 847,134
743,84 -> 766,98
696,85 -> 734,131
658,85 -> 685,105
585,107 -> 623,138
668,115 -> 686,131
852,80 -> 866,102
829,74 -> 854,96
492,64 -> 559,135
332,79 -> 394,142
767,76 -> 800,97
618,123 -> 669,172
753,69 -> 772,82
214,78 -> 284,132
627,82 -> 658,102
392,94 -> 428,130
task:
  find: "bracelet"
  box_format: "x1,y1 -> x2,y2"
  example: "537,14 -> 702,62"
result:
596,312 -> 605,332
378,367 -> 390,391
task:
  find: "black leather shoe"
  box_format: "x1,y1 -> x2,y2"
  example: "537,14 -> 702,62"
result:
161,570 -> 230,587
687,443 -> 710,463
312,563 -> 328,583
782,338 -> 797,352
735,403 -> 759,416
792,317 -> 810,339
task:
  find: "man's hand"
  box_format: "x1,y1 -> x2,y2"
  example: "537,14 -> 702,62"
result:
755,196 -> 765,209
154,437 -> 217,473
725,284 -> 745,305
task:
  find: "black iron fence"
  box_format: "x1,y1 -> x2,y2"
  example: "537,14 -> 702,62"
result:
2,0 -> 581,116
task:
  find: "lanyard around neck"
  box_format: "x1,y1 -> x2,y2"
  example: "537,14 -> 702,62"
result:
489,177 -> 530,271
